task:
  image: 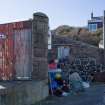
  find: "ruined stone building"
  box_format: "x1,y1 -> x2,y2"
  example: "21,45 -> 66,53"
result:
49,35 -> 105,67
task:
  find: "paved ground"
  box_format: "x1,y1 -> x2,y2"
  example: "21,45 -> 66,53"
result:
34,84 -> 105,105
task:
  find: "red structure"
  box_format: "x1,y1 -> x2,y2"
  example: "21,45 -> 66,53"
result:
0,20 -> 32,80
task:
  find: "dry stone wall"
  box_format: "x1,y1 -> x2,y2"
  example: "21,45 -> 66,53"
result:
32,12 -> 48,80
50,36 -> 105,65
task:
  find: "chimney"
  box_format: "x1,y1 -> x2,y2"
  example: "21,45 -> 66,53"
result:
91,12 -> 93,19
103,10 -> 105,49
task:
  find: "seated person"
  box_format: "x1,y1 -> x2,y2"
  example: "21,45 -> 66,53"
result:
62,80 -> 70,92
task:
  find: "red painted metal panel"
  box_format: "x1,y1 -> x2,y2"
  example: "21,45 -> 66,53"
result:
0,24 -> 14,80
0,20 -> 32,80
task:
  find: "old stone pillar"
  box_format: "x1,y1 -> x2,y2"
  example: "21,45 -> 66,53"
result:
32,12 -> 48,80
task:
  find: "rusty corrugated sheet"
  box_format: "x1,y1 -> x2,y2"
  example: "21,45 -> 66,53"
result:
0,24 -> 14,80
0,20 -> 32,80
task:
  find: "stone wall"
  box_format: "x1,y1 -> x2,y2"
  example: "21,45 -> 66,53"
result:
0,81 -> 48,105
68,43 -> 104,65
32,12 -> 48,80
49,36 -> 105,65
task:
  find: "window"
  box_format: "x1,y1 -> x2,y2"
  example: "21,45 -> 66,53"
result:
48,30 -> 52,49
58,46 -> 70,59
88,24 -> 97,32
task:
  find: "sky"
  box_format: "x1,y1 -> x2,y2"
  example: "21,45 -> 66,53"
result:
0,0 -> 105,29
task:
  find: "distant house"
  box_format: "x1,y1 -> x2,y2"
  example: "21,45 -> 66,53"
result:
88,13 -> 103,32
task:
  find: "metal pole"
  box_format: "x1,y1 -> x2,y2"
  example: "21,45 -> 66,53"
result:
103,10 -> 105,65
103,10 -> 105,49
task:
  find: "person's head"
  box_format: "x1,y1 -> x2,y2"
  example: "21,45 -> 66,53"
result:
55,73 -> 62,80
69,70 -> 74,74
49,59 -> 54,64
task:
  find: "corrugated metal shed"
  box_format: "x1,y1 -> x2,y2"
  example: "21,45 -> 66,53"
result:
0,20 -> 32,80
14,29 -> 32,79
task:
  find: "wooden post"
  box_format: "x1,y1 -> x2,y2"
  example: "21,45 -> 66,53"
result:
103,10 -> 105,65
103,10 -> 105,49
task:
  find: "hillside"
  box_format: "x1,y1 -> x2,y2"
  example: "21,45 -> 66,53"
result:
51,25 -> 102,46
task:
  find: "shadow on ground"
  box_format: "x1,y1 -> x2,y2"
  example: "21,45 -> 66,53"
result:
33,84 -> 105,105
